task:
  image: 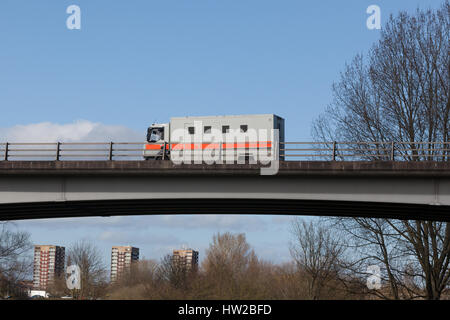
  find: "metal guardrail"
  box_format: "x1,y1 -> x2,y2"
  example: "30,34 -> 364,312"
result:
0,141 -> 449,161
282,141 -> 450,161
0,142 -> 145,161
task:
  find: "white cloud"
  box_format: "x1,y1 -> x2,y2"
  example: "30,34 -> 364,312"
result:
0,120 -> 143,142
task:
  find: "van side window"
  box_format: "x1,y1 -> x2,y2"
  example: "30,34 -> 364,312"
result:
222,125 -> 230,133
240,125 -> 248,133
188,127 -> 195,135
204,126 -> 212,134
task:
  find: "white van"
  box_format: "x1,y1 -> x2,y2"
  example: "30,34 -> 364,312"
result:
144,114 -> 285,163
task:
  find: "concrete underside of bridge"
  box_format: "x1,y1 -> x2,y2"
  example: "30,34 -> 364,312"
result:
0,161 -> 449,221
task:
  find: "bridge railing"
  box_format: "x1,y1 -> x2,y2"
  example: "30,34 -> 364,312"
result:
0,142 -> 146,161
280,141 -> 450,161
0,141 -> 449,161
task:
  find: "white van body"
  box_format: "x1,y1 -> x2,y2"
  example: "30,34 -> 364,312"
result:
144,114 -> 284,162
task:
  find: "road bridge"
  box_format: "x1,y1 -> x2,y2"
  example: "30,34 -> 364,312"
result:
0,161 -> 449,221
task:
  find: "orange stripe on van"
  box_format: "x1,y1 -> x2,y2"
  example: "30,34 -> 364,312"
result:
170,141 -> 272,150
145,144 -> 163,150
145,144 -> 170,150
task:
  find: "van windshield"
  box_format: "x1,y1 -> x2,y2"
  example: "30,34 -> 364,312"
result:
147,127 -> 164,142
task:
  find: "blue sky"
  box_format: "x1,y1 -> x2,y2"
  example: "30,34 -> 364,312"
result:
0,0 -> 443,272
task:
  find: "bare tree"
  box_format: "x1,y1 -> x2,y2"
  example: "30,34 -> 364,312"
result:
202,232 -> 258,299
312,2 -> 450,300
156,254 -> 191,290
289,218 -> 345,299
313,2 -> 449,160
329,218 -> 450,300
389,220 -> 450,299
108,259 -> 159,300
203,232 -> 256,276
47,274 -> 70,298
330,218 -> 416,299
127,259 -> 158,286
67,239 -> 107,299
0,222 -> 32,298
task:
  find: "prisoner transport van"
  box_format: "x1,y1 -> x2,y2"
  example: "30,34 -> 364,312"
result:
143,114 -> 285,162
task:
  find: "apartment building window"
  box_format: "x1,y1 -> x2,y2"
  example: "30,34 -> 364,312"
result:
222,125 -> 230,133
188,127 -> 195,134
